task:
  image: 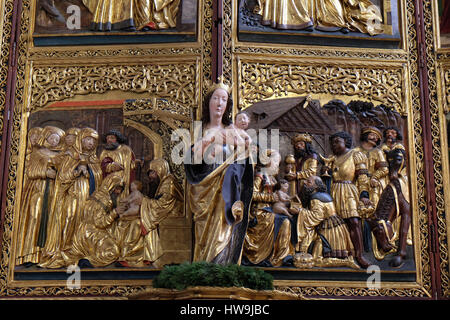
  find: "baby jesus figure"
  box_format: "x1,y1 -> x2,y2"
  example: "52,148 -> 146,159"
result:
272,179 -> 296,218
228,111 -> 252,148
119,180 -> 144,218
201,112 -> 253,163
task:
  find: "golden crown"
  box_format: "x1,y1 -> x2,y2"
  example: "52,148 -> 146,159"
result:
292,133 -> 312,144
207,75 -> 232,95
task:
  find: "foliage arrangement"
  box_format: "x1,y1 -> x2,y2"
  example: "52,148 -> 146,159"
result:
152,261 -> 274,291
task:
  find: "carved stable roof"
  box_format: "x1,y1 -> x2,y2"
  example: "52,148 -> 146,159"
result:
245,96 -> 335,135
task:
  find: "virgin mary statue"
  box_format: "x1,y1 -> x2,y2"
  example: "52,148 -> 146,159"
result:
184,81 -> 254,265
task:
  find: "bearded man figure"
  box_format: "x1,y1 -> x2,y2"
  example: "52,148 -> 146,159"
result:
381,127 -> 405,153
140,158 -> 184,266
285,133 -> 318,206
295,176 -> 358,268
113,158 -> 183,267
100,129 -> 138,201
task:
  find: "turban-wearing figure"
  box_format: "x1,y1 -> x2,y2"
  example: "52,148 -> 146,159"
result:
139,158 -> 184,266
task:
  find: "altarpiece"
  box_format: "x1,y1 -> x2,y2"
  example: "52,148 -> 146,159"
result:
0,0 -> 448,300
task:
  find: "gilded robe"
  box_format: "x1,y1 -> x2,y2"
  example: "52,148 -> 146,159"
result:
61,175 -> 123,267
297,192 -> 354,259
100,143 -> 136,201
114,158 -> 183,267
15,127 -> 42,264
330,149 -> 370,219
343,0 -> 384,35
292,154 -> 318,205
16,125 -> 66,266
314,0 -> 348,31
16,147 -> 59,265
83,0 -> 143,31
354,146 -> 388,208
243,172 -> 294,267
82,0 -> 180,31
295,156 -> 318,181
257,0 -> 313,30
151,0 -> 180,29
185,144 -> 254,265
40,129 -> 103,268
256,0 -> 383,35
314,0 -> 383,34
140,160 -> 183,265
38,131 -> 81,263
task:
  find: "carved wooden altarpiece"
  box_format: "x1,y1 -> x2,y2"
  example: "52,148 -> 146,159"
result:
0,0 -> 448,302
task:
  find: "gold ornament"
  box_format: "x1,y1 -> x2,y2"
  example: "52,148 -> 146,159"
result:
292,133 -> 313,144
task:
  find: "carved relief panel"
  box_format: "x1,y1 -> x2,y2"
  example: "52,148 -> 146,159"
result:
0,0 -> 447,300
222,0 -> 434,299
0,0 -> 212,296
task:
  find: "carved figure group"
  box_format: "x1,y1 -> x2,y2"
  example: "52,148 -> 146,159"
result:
317,126 -> 410,268
239,122 -> 411,269
82,0 -> 180,31
255,0 -> 384,35
36,0 -> 180,31
17,81 -> 411,272
16,125 -> 183,269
